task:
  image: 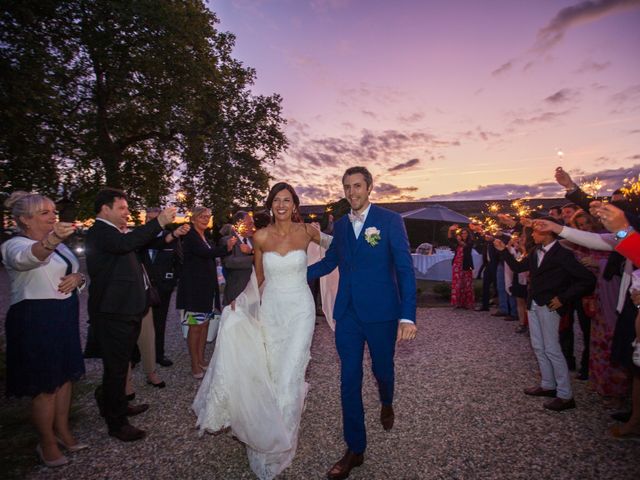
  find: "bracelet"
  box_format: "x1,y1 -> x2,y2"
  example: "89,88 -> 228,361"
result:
77,273 -> 86,287
40,239 -> 56,251
51,231 -> 64,241
46,232 -> 63,247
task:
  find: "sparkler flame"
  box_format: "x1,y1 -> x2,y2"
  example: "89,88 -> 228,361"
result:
579,178 -> 603,198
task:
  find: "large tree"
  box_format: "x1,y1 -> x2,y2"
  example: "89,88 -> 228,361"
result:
0,0 -> 286,218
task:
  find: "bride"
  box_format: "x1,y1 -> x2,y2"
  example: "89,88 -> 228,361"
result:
192,182 -> 331,479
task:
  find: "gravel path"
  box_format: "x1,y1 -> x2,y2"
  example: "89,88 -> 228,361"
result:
1,271 -> 638,479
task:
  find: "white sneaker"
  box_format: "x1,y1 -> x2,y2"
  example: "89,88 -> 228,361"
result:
633,340 -> 640,367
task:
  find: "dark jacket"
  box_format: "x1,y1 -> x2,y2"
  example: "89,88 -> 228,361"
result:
220,234 -> 254,305
176,227 -> 229,313
86,218 -> 163,317
449,237 -> 474,271
141,231 -> 181,293
500,241 -> 596,316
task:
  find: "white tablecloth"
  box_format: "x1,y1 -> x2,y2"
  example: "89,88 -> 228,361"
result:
412,251 -> 482,281
412,251 -> 453,274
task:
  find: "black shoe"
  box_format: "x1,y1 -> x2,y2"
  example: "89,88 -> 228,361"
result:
503,316 -> 517,321
611,411 -> 632,423
126,392 -> 135,402
108,424 -> 146,442
156,357 -> 173,367
126,403 -> 149,416
147,380 -> 166,389
576,372 -> 588,381
474,307 -> 489,312
491,310 -> 507,317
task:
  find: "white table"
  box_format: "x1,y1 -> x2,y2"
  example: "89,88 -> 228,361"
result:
412,251 -> 482,281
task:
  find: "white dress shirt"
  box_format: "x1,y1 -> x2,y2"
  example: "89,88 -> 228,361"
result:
350,204 -> 371,239
1,236 -> 80,305
537,240 -> 557,266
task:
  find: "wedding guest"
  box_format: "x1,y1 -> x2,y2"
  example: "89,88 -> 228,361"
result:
570,211 -> 629,400
141,207 -> 190,368
561,203 -> 580,226
506,231 -> 531,334
534,213 -> 639,434
85,188 -> 176,442
494,217 -> 596,411
220,210 -> 254,305
252,210 -> 271,230
548,205 -> 563,222
595,203 -> 640,265
448,224 -> 475,309
134,211 -> 191,388
494,232 -> 518,320
472,230 -> 498,312
2,191 -> 86,466
176,206 -> 235,378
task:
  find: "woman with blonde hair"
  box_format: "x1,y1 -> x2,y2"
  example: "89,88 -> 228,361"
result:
1,191 -> 87,467
176,206 -> 235,378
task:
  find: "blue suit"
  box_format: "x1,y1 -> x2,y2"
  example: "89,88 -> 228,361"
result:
308,204 -> 416,453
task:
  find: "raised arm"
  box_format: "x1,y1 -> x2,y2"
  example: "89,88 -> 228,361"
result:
494,238 -> 530,273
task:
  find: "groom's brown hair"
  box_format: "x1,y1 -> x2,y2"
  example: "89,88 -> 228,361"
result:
343,166 -> 373,188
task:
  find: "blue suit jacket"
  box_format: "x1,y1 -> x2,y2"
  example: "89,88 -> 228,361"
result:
308,204 -> 416,324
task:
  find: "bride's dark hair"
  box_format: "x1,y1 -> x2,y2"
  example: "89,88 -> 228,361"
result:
265,182 -> 302,223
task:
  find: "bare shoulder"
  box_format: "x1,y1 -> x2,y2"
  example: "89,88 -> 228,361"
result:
253,227 -> 270,247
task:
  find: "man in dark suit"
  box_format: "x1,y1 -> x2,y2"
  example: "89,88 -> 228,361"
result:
141,207 -> 189,367
220,210 -> 254,306
86,188 -> 176,441
495,217 -> 595,412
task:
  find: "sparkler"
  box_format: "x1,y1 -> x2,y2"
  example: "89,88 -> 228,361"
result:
487,202 -> 501,213
579,178 -> 603,198
621,175 -> 640,197
233,219 -> 249,236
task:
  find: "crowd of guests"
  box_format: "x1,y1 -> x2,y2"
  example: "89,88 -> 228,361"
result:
448,167 -> 640,437
2,167 -> 639,468
0,188 -> 270,465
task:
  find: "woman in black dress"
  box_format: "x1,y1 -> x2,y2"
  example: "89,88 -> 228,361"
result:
176,207 -> 235,378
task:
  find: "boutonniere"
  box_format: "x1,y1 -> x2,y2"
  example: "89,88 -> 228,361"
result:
364,226 -> 381,246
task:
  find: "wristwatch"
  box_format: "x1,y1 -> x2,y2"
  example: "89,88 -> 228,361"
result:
614,226 -> 634,241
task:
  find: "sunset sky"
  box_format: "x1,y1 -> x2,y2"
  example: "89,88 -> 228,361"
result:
210,0 -> 640,205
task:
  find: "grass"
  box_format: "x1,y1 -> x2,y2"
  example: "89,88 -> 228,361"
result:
416,279 -> 483,307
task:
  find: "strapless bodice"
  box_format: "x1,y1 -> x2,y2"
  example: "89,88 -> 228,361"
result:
262,249 -> 308,292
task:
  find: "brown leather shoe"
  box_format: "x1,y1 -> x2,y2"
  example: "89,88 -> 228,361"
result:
126,403 -> 149,416
380,404 -> 394,431
543,397 -> 576,412
108,424 -> 146,442
327,450 -> 364,480
523,386 -> 556,397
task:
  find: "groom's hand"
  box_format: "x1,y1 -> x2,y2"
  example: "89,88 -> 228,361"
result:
397,322 -> 417,342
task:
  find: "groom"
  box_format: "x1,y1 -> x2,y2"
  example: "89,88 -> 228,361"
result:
308,166 -> 417,479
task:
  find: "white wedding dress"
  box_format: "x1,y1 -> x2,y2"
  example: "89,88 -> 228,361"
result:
193,249 -> 316,480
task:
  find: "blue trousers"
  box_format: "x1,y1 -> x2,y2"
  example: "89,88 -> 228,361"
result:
335,304 -> 397,454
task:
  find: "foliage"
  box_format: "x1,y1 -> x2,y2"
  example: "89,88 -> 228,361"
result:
432,282 -> 452,300
0,0 -> 287,218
